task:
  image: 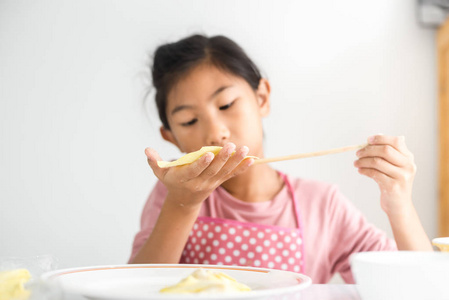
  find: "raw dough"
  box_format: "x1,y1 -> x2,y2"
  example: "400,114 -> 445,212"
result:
157,146 -> 257,168
159,268 -> 251,294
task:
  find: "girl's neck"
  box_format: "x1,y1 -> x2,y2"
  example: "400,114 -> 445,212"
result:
220,164 -> 284,203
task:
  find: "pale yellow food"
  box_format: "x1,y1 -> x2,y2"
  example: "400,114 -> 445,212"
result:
0,269 -> 31,300
432,242 -> 449,252
157,146 -> 258,168
159,268 -> 251,294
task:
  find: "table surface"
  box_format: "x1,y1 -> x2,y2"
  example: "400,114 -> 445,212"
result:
62,284 -> 361,300
298,284 -> 361,300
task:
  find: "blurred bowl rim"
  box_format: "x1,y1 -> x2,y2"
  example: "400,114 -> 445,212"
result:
432,237 -> 449,245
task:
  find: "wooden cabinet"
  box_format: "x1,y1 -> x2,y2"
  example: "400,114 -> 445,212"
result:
438,17 -> 449,237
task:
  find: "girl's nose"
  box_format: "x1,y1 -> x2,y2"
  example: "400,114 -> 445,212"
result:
206,120 -> 230,146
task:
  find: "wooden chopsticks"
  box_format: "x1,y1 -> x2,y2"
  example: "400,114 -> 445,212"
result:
252,143 -> 368,165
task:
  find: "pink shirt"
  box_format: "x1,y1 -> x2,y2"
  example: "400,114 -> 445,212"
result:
129,174 -> 396,283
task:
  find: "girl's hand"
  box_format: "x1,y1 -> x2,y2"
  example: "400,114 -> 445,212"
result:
354,135 -> 417,215
144,143 -> 254,209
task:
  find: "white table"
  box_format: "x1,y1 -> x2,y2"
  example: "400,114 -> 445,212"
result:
297,284 -> 361,299
63,284 -> 361,300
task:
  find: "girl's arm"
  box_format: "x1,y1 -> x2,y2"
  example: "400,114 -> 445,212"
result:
131,143 -> 254,263
131,193 -> 201,263
354,135 -> 433,251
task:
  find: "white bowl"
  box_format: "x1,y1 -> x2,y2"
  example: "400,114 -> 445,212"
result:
432,237 -> 449,252
350,251 -> 449,300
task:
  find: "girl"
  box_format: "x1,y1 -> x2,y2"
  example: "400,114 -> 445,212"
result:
129,34 -> 432,283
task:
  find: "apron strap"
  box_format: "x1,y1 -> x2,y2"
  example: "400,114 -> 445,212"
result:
278,171 -> 306,272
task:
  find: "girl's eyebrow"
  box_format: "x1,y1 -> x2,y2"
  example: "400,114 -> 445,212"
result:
171,85 -> 233,115
171,104 -> 194,115
209,85 -> 232,100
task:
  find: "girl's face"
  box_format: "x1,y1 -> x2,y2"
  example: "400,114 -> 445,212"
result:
160,63 -> 270,157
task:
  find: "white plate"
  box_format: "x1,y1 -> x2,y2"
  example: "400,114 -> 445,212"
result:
41,264 -> 311,300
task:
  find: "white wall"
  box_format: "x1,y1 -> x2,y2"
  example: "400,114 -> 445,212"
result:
0,0 -> 438,277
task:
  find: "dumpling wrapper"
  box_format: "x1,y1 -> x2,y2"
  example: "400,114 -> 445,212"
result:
157,146 -> 258,168
159,268 -> 251,294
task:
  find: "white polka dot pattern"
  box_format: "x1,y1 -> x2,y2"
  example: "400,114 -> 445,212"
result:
179,217 -> 304,273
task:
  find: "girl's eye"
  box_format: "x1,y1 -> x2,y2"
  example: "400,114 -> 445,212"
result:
181,119 -> 197,127
219,101 -> 235,110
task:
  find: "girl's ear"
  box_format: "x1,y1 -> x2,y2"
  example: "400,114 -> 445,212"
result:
160,126 -> 181,149
256,78 -> 271,117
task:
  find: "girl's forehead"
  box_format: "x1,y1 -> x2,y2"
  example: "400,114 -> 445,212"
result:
167,64 -> 247,105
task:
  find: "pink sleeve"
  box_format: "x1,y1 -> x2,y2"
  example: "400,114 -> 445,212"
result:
326,186 -> 397,283
128,181 -> 167,263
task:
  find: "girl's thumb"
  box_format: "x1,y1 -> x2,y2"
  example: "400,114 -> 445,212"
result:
144,147 -> 163,174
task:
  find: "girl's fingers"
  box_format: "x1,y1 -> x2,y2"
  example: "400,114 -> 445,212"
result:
180,151 -> 215,180
145,147 -> 166,178
145,147 -> 162,162
212,145 -> 249,179
357,167 -> 392,185
356,144 -> 409,167
367,135 -> 411,157
221,157 -> 254,182
354,157 -> 400,179
198,143 -> 237,178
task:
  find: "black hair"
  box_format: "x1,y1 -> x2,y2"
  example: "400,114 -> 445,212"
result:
151,34 -> 263,129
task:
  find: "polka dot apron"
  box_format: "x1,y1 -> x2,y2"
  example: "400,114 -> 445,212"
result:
179,172 -> 305,273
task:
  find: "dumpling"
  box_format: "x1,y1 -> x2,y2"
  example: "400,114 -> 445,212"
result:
157,146 -> 257,168
159,268 -> 251,294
